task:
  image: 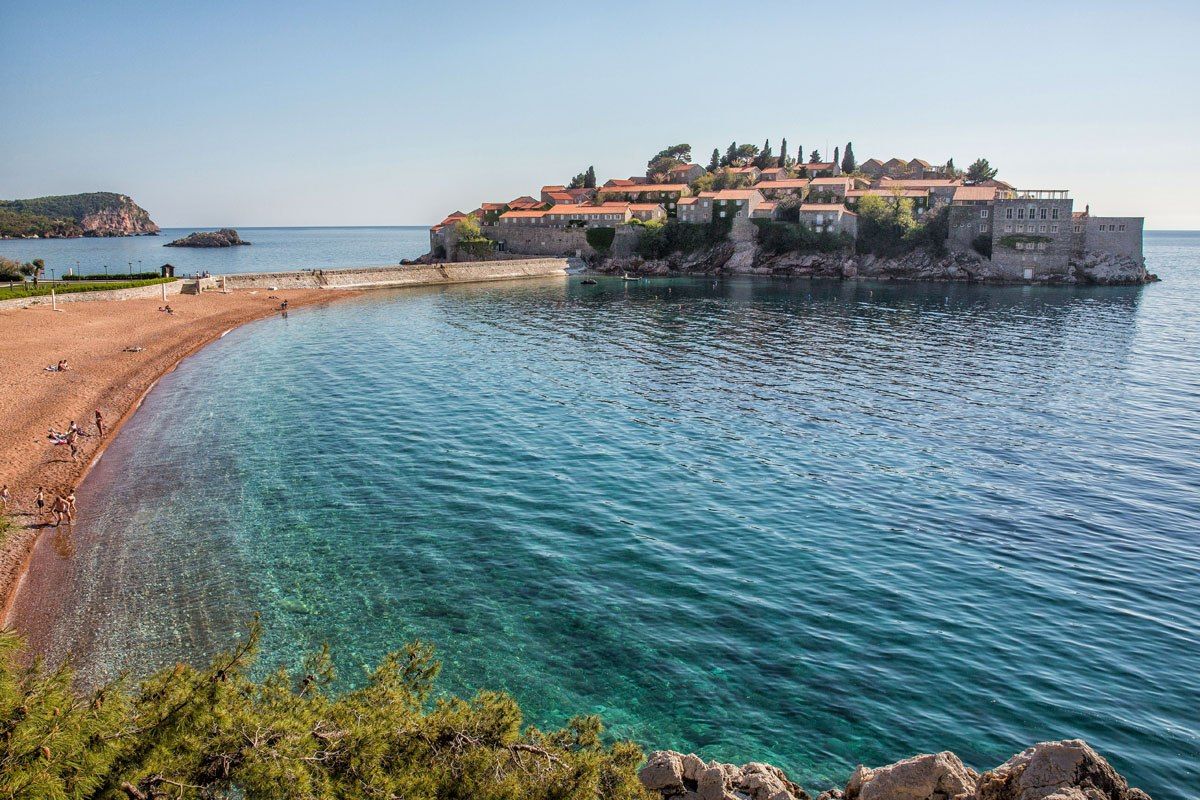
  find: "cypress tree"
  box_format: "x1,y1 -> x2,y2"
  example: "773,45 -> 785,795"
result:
779,138 -> 788,168
708,148 -> 721,171
833,146 -> 840,170
723,141 -> 737,167
584,166 -> 596,188
842,142 -> 857,173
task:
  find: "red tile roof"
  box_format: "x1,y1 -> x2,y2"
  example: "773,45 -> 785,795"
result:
808,177 -> 852,186
952,186 -> 999,202
800,203 -> 854,214
598,183 -> 689,193
847,188 -> 930,199
879,178 -> 961,187
699,189 -> 763,200
754,179 -> 809,190
499,209 -> 547,219
546,204 -> 629,216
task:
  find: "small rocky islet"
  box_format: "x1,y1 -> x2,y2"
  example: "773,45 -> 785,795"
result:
164,227 -> 251,247
639,739 -> 1152,800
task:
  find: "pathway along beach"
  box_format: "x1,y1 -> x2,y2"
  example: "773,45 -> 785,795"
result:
0,286 -> 352,618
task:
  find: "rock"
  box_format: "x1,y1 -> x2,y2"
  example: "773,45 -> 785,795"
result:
975,739 -> 1148,800
164,228 -> 251,248
640,751 -> 686,794
844,752 -> 977,800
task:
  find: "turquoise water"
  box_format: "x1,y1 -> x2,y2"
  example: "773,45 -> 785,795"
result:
14,234 -> 1200,798
0,226 -> 430,276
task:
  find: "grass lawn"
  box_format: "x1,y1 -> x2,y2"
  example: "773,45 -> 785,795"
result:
0,277 -> 176,302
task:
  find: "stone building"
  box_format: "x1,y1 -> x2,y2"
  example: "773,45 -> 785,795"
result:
596,183 -> 691,217
541,203 -> 632,227
752,178 -> 810,199
946,186 -> 998,250
667,163 -> 706,183
1072,209 -> 1144,260
798,204 -> 857,237
806,176 -> 861,203
628,203 -> 667,222
845,187 -> 934,217
990,189 -> 1074,280
699,189 -> 765,220
676,196 -> 712,224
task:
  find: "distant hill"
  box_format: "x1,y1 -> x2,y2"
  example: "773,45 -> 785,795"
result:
0,192 -> 159,238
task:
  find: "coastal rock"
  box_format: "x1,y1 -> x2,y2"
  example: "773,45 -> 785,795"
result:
1070,252 -> 1150,285
165,228 -> 251,248
975,739 -> 1148,800
844,751 -> 977,800
639,751 -> 810,800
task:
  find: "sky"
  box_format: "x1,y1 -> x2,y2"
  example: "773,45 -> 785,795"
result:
2,0 -> 1198,228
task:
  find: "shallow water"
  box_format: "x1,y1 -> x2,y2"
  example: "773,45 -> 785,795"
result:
14,233 -> 1200,797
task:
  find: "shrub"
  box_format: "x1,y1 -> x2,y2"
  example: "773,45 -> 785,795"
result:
633,221 -> 721,259
0,621 -> 649,800
586,226 -> 616,253
971,233 -> 993,258
62,271 -> 161,281
752,220 -> 848,254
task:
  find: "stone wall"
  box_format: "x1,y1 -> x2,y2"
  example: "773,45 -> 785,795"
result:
219,259 -> 568,290
1079,216 -> 1144,261
0,279 -> 182,311
948,204 -> 989,252
990,197 -> 1074,280
482,225 -> 595,257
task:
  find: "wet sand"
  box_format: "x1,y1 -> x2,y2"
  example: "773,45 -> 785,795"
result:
0,287 -> 355,619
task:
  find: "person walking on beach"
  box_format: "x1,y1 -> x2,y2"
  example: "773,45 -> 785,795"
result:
66,427 -> 81,462
95,408 -> 105,436
65,488 -> 77,520
0,484 -> 9,512
35,487 -> 45,518
51,493 -> 70,527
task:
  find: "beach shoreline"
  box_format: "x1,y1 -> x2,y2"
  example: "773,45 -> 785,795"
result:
0,287 -> 358,623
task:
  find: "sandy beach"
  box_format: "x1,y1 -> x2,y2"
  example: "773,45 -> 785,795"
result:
0,286 -> 354,618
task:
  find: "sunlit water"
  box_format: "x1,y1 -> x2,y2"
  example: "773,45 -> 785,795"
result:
13,233 -> 1200,798
0,226 -> 430,276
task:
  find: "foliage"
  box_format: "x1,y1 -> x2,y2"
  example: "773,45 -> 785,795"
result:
752,140 -> 773,169
0,192 -> 151,238
965,158 -> 997,184
752,219 -> 849,254
0,621 -> 651,800
586,226 -> 616,253
634,220 -> 728,259
691,168 -> 752,194
841,142 -> 856,174
0,257 -> 24,281
808,149 -> 822,163
832,147 -> 840,171
778,138 -> 788,168
567,167 -> 596,189
707,148 -> 720,172
0,277 -> 175,302
971,233 -> 993,258
854,198 -> 950,258
0,208 -> 81,238
648,144 -> 691,167
454,215 -> 483,240
945,157 -> 959,177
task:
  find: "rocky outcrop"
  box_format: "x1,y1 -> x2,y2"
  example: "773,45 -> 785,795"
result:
639,742 -> 1150,800
596,230 -> 1154,286
0,192 -> 159,238
78,194 -> 159,236
165,228 -> 251,248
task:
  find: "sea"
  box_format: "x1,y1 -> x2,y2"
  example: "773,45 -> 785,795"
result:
9,230 -> 1199,798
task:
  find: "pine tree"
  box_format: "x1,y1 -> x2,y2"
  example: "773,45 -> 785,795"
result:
722,141 -> 737,168
809,149 -> 822,163
708,148 -> 721,171
945,157 -> 957,176
779,138 -> 788,168
842,142 -> 857,173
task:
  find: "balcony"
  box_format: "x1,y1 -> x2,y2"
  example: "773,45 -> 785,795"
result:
998,189 -> 1070,200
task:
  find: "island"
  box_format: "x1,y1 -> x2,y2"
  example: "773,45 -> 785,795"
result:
0,192 -> 159,238
164,228 -> 251,247
426,141 -> 1153,285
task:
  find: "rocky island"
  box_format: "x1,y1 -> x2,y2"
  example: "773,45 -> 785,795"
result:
427,142 -> 1153,285
0,192 -> 159,238
164,227 -> 251,247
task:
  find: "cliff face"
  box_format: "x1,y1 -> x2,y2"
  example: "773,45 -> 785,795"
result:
0,192 -> 159,238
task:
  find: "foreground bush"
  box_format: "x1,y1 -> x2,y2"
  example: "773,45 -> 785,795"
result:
0,278 -> 174,303
0,621 -> 649,800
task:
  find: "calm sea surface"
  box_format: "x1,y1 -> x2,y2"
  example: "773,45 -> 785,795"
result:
12,233 -> 1200,798
0,226 -> 430,275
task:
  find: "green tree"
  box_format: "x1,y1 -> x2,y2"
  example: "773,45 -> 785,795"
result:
842,142 -> 857,174
707,148 -> 721,172
753,139 -> 773,169
648,143 -> 691,168
808,149 -> 822,163
945,157 -> 958,177
778,138 -> 789,168
732,144 -> 759,165
965,158 -> 997,184
722,141 -> 738,167
585,166 -> 596,188
833,146 -> 840,170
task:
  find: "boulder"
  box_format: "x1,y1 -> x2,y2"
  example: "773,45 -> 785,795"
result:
844,752 -> 977,800
640,751 -> 686,794
975,739 -> 1148,800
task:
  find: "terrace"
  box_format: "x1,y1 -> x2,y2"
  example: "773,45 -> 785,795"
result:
997,189 -> 1069,200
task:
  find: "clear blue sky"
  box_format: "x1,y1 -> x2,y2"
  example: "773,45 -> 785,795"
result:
2,0 -> 1197,228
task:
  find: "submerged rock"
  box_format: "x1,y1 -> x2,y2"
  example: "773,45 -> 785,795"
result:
639,741 -> 1151,800
165,228 -> 251,247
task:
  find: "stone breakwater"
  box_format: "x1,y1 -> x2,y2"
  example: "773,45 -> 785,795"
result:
220,258 -> 569,290
599,243 -> 1154,286
639,739 -> 1151,800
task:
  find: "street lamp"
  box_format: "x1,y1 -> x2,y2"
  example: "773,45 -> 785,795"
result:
128,261 -> 132,276
137,259 -> 143,276
104,264 -> 108,276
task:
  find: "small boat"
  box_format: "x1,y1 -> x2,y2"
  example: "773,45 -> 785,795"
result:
621,273 -> 639,282
580,278 -> 597,285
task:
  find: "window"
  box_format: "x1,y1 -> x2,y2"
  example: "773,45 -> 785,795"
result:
1015,242 -> 1024,250
1074,224 -> 1082,233
1005,225 -> 1013,233
1050,225 -> 1058,233
1017,224 -> 1025,232
1006,208 -> 1013,219
980,223 -> 988,233
1017,208 -> 1025,219
1052,208 -> 1059,219
1109,224 -> 1116,231
1029,206 -> 1036,219
1119,224 -> 1126,231
1037,242 -> 1047,250
981,209 -> 989,218
1040,208 -> 1047,219
1040,224 -> 1047,232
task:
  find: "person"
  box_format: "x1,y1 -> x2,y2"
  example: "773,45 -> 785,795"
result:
280,299 -> 289,318
51,493 -> 70,527
65,488 -> 77,520
57,359 -> 68,371
0,484 -> 9,512
66,427 -> 81,462
95,408 -> 105,436
35,487 -> 45,517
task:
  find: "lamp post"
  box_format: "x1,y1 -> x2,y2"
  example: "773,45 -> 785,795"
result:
137,259 -> 143,276
104,264 -> 108,276
128,261 -> 132,276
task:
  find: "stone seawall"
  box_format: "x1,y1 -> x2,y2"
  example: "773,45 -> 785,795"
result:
0,280 -> 182,311
220,259 -> 568,290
